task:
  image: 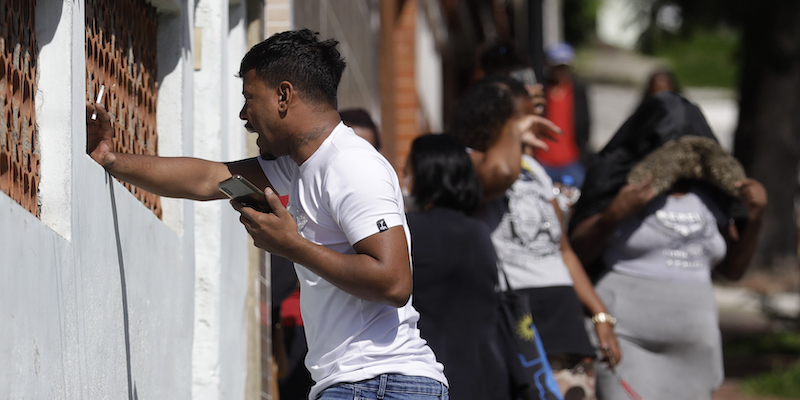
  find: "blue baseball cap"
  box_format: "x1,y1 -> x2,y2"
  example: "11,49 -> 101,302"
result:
546,42 -> 575,65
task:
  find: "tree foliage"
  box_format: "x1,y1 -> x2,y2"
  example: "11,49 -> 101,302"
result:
562,0 -> 601,46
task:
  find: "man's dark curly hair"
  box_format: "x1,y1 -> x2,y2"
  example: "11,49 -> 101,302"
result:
448,74 -> 529,152
239,29 -> 346,108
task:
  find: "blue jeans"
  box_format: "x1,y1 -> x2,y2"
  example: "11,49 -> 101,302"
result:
317,374 -> 449,400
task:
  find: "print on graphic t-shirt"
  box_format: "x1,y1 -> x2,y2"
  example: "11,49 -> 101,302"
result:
496,170 -> 561,261
288,204 -> 309,233
649,209 -> 718,271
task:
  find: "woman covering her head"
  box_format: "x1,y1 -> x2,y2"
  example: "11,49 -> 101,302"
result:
405,134 -> 512,400
569,91 -> 767,400
571,91 -> 746,230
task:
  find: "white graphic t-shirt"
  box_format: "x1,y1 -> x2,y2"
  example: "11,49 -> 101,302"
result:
603,186 -> 728,282
489,155 -> 573,288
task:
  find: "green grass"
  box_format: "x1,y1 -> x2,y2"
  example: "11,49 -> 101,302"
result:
651,29 -> 740,88
724,331 -> 800,398
724,331 -> 800,357
741,361 -> 800,398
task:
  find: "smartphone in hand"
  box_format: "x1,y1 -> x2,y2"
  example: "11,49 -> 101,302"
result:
218,175 -> 272,213
510,67 -> 538,87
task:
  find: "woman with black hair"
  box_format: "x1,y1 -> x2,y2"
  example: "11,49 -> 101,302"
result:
449,75 -> 621,400
405,134 -> 512,400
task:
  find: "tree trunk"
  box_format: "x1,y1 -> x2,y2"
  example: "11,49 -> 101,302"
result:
733,0 -> 800,272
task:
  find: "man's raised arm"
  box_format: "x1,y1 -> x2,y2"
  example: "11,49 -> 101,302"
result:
86,102 -> 266,200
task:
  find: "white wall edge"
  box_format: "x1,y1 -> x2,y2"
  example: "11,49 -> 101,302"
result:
36,0 -> 79,240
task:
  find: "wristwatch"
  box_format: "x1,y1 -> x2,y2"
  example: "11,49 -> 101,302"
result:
592,312 -> 617,327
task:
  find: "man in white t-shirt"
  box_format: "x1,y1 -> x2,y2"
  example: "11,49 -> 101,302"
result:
86,29 -> 448,400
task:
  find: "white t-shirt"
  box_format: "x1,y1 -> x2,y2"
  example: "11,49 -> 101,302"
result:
603,187 -> 727,283
487,155 -> 574,289
258,122 -> 446,399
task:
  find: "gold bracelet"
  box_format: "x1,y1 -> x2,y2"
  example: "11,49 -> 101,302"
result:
592,312 -> 617,327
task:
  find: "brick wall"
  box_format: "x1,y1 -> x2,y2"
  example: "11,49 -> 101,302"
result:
393,0 -> 419,173
1,0 -> 39,216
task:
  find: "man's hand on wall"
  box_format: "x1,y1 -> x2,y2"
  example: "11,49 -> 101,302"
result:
85,102 -> 116,167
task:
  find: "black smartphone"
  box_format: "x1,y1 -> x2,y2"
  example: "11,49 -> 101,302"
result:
218,175 -> 272,213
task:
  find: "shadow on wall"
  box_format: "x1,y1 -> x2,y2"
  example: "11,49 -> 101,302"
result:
34,0 -> 62,47
157,8 -> 192,87
108,175 -> 137,400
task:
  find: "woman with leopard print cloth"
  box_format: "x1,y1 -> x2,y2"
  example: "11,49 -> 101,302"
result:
569,90 -> 767,400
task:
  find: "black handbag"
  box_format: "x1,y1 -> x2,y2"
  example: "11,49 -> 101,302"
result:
497,265 -> 564,400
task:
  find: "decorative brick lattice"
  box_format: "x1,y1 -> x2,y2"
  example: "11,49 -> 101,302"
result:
0,0 -> 40,216
86,0 -> 161,217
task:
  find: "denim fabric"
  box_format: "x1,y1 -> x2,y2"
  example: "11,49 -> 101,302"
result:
317,374 -> 449,400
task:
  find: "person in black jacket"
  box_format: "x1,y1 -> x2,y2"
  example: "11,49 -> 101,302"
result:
405,134 -> 513,400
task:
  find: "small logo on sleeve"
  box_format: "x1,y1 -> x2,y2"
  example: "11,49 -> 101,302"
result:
377,219 -> 388,232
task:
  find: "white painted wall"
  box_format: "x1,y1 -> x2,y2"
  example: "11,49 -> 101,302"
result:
1,0 -> 255,398
542,0 -> 563,49
191,1 -> 254,399
415,5 -> 443,133
192,1 -> 228,398
219,2 -> 251,400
